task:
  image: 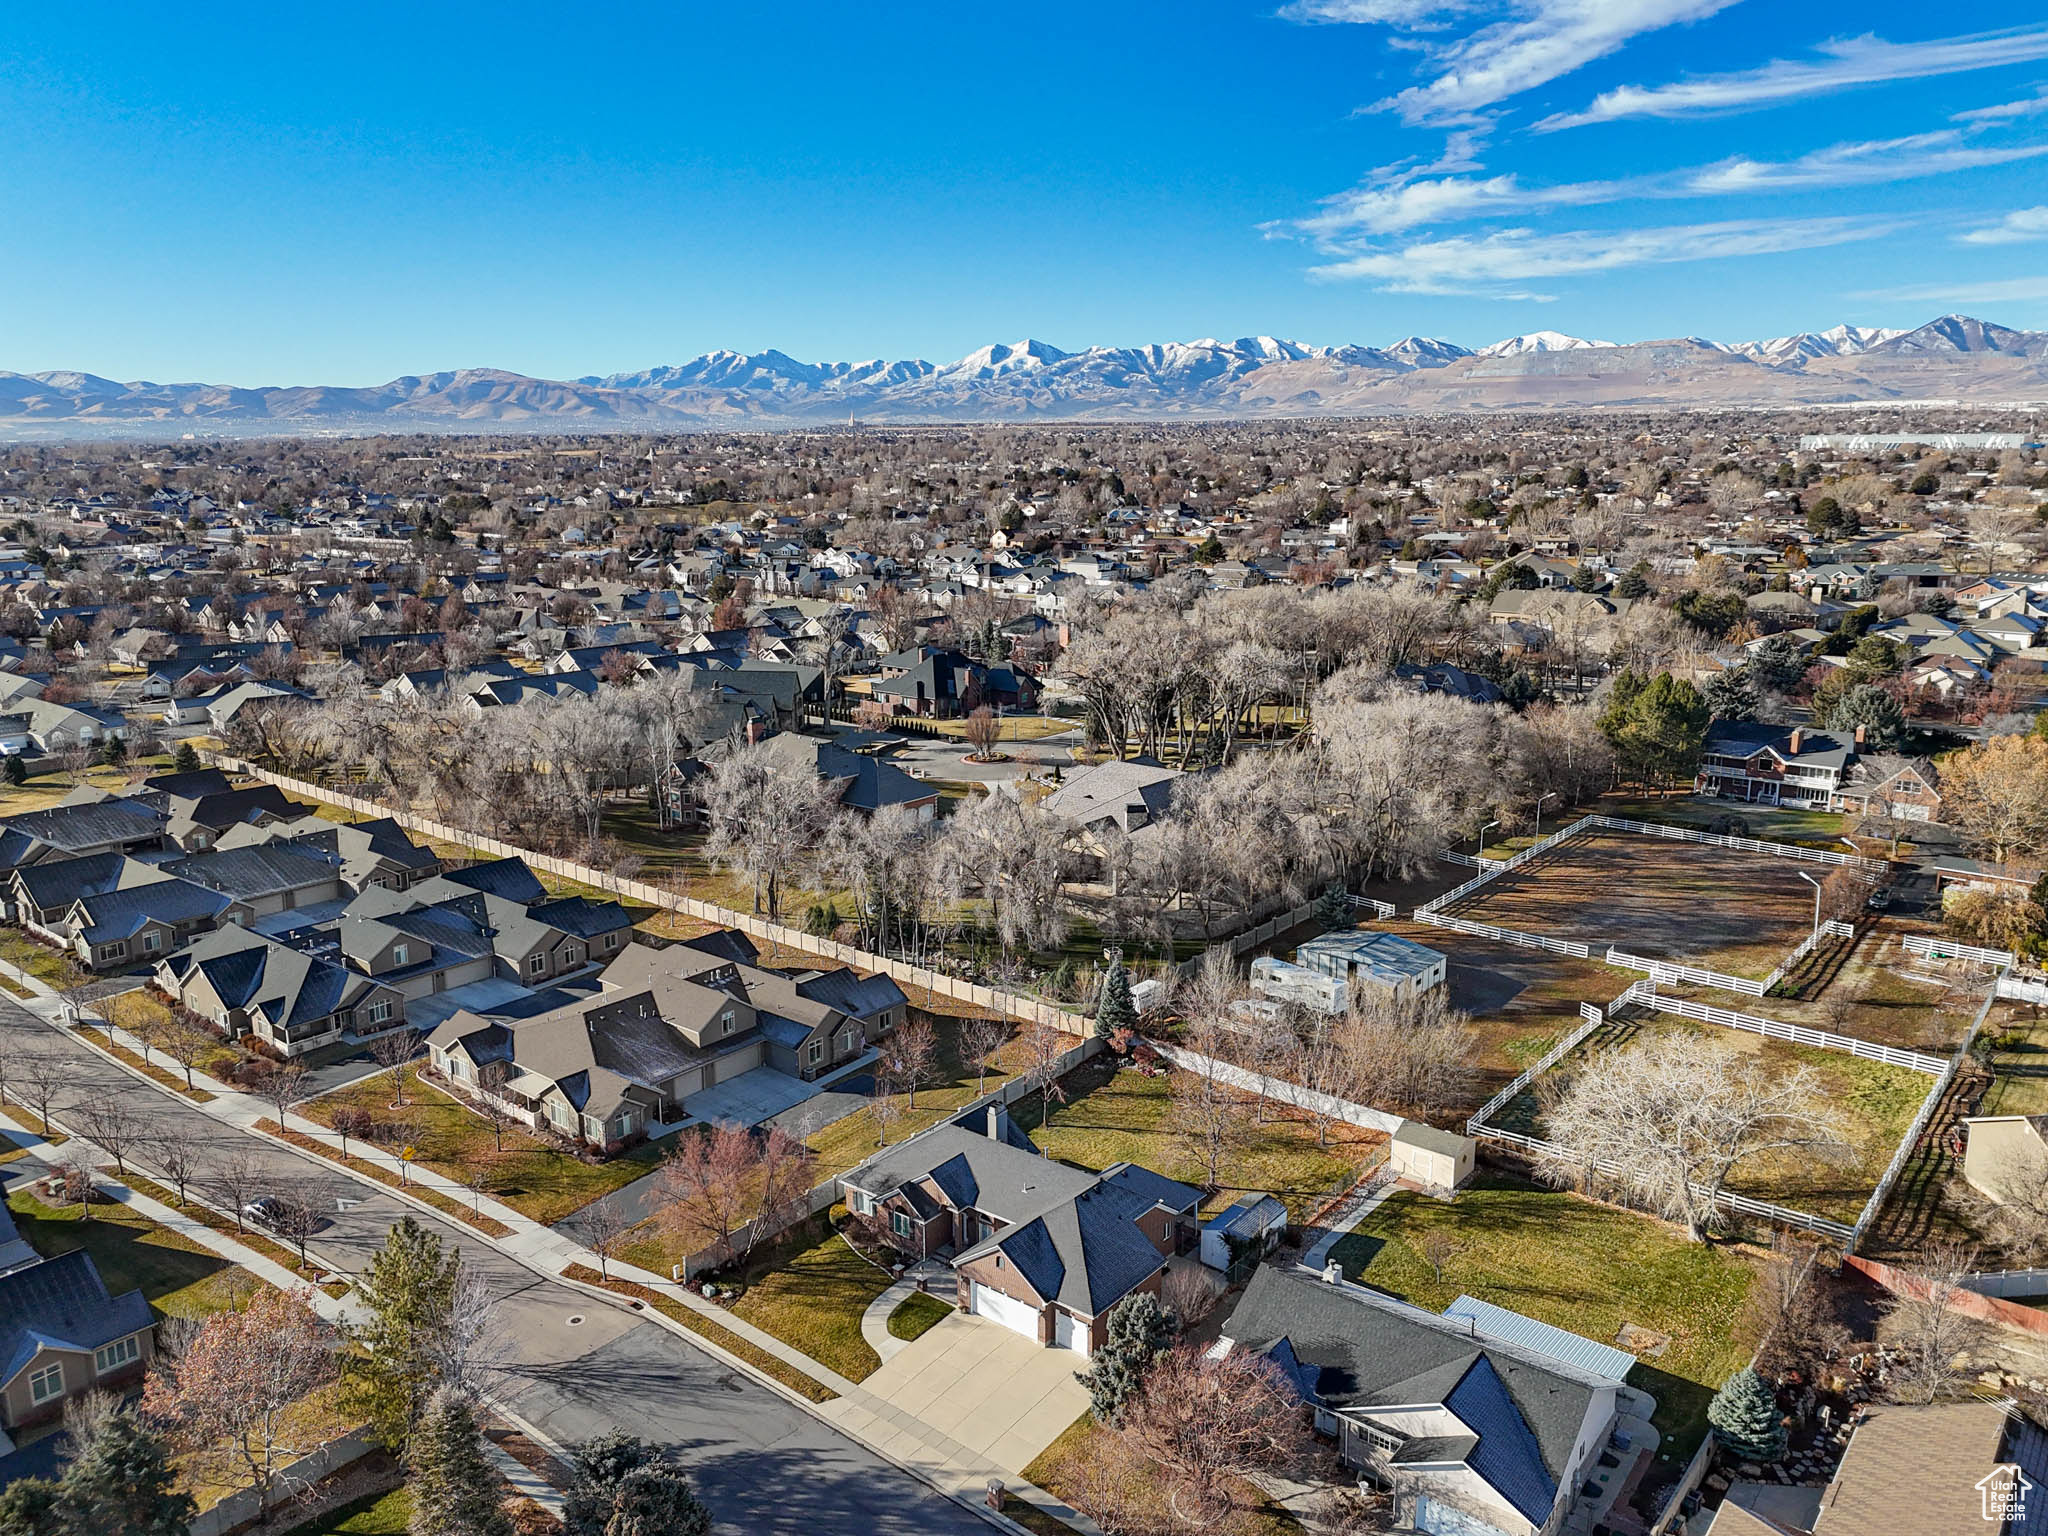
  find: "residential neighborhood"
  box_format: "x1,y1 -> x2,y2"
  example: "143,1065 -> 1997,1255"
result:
6,415 -> 2048,1536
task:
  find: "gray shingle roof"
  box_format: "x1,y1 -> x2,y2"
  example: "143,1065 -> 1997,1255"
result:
0,1250 -> 154,1386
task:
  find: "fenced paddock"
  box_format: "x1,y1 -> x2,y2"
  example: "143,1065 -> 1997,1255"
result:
1473,1012 -> 1935,1230
1441,825 -> 1843,980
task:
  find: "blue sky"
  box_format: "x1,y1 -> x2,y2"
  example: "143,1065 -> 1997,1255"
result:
5,1 -> 2048,381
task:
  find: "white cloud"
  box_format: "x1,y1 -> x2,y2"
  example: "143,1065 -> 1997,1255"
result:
1686,131 -> 2048,193
1279,129 -> 2042,239
1537,26 -> 2048,131
1307,215 -> 1894,294
1283,0 -> 1742,125
1957,206 -> 2048,245
1856,274 -> 2048,304
1955,88 -> 2048,124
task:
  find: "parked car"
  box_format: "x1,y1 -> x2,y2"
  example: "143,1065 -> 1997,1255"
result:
1866,887 -> 1892,912
241,1196 -> 321,1235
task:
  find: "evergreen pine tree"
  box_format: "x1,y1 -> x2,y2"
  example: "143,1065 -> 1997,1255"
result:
407,1390 -> 512,1536
2,755 -> 24,786
606,1465 -> 712,1536
171,742 -> 201,774
1314,883 -> 1352,933
1616,562 -> 1651,599
1707,1366 -> 1787,1464
58,1410 -> 194,1536
0,1479 -> 60,1536
1094,954 -> 1135,1041
1702,667 -> 1760,723
345,1216 -> 463,1449
1078,1293 -> 1175,1423
565,1434 -> 655,1536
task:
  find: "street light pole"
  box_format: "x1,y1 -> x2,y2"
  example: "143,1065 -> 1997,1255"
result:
1478,819 -> 1500,858
1535,792 -> 1559,836
1797,870 -> 1822,942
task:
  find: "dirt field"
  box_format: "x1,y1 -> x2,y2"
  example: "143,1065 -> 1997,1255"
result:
1446,828 -> 1828,978
1495,1015 -> 1935,1225
1368,918 -> 1632,1121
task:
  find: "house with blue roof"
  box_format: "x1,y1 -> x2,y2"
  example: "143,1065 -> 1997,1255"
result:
0,1242 -> 155,1437
1222,1265 -> 1632,1536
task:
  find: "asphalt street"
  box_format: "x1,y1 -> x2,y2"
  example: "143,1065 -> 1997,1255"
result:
0,997 -> 992,1536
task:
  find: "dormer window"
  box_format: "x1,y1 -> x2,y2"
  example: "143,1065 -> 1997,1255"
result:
720,1011 -> 735,1036
390,944 -> 409,967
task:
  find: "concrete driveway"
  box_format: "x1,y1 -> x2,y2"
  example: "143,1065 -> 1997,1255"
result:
856,1313 -> 1090,1476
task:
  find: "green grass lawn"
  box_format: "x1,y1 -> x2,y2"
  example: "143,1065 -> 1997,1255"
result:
0,756 -> 173,817
888,1291 -> 953,1342
1595,792 -> 1849,846
1497,1016 -> 1932,1224
300,1068 -> 664,1225
1022,1056 -> 1381,1220
282,1485 -> 410,1536
727,1219 -> 895,1382
1978,1009 -> 2048,1118
1329,1175 -> 1761,1461
7,1190 -> 262,1320
0,928 -> 83,986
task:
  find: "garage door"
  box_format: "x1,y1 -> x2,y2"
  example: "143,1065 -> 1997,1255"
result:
1052,1309 -> 1088,1356
970,1282 -> 1041,1340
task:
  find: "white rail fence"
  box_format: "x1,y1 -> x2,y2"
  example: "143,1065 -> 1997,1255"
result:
1903,934 -> 2016,969
1350,897 -> 1398,920
1417,909 -> 1592,958
1470,1124 -> 1855,1242
207,756 -> 1099,1038
1586,815 -> 1886,872
1849,970 -> 2004,1252
1763,920 -> 1858,991
1622,981 -> 1948,1073
1607,947 -> 1770,997
1464,1011 -> 1608,1135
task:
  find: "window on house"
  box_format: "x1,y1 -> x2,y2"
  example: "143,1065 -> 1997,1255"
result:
1356,1424 -> 1404,1460
808,1040 -> 824,1065
564,945 -> 583,966
720,1011 -> 735,1036
529,955 -> 546,974
549,1100 -> 573,1127
142,931 -> 162,953
367,1000 -> 392,1024
28,1362 -> 63,1404
94,1336 -> 140,1374
390,944 -> 409,967
890,1211 -> 912,1239
604,932 -> 619,950
97,943 -> 125,962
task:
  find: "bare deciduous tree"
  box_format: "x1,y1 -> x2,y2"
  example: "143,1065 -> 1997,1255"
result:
1878,1240 -> 1992,1404
1535,1033 -> 1850,1242
957,1013 -> 1011,1095
1117,1346 -> 1312,1529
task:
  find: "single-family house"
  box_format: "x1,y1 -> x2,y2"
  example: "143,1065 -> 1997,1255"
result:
0,1241 -> 155,1436
1221,1266 -> 1630,1536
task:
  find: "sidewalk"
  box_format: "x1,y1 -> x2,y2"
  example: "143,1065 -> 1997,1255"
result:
1300,1168 -> 1400,1273
3,955 -> 1092,1536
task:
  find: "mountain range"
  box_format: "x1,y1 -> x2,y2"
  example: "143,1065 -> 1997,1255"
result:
7,315 -> 2048,434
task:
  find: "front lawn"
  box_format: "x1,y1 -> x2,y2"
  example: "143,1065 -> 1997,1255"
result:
0,929 -> 83,987
1022,1056 -> 1382,1220
299,1068 -> 664,1225
888,1291 -> 952,1342
1978,1008 -> 2048,1118
726,1219 -> 894,1382
1330,1175 -> 1760,1459
7,1189 -> 261,1320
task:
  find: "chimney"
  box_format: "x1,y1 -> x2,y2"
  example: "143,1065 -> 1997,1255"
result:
1854,723 -> 1866,748
1789,728 -> 1804,756
746,718 -> 764,745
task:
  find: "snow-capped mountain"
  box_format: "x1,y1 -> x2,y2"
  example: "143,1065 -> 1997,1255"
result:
1386,336 -> 1474,367
1475,331 -> 1618,357
8,315 -> 2048,432
1728,324 -> 1907,364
